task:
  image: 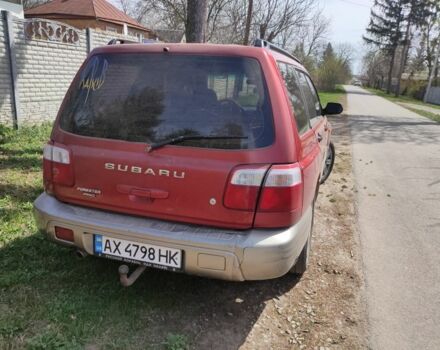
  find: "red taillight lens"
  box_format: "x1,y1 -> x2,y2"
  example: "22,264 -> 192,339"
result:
258,164 -> 302,212
54,226 -> 74,242
224,165 -> 269,210
43,144 -> 74,188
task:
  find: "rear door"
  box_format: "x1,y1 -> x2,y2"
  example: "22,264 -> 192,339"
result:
277,62 -> 321,211
52,53 -> 276,229
296,71 -> 328,175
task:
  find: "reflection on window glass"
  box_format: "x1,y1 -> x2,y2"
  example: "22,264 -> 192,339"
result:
277,62 -> 310,133
60,54 -> 274,150
297,71 -> 321,119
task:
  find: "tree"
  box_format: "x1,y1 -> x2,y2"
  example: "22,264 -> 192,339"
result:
128,0 -> 323,49
362,49 -> 389,88
22,0 -> 50,10
242,0 -> 253,45
364,0 -> 407,94
116,0 -> 155,23
422,2 -> 440,82
394,0 -> 434,97
186,0 -> 208,42
317,43 -> 352,91
253,0 -> 313,43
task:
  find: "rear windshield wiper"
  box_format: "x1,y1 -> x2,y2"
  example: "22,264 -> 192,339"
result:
146,135 -> 248,152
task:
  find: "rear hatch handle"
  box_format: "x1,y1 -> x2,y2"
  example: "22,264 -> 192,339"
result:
117,185 -> 169,200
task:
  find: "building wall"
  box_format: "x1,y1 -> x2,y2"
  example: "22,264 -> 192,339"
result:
0,0 -> 23,19
0,13 -> 140,126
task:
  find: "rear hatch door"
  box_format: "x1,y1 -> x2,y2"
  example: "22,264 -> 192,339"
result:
52,52 -> 276,229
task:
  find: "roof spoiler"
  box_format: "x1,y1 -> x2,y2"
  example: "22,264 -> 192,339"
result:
253,38 -> 302,65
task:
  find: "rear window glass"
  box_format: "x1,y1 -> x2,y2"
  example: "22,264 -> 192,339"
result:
59,53 -> 274,150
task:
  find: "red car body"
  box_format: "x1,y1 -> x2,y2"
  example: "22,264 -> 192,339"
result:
34,41 -> 338,281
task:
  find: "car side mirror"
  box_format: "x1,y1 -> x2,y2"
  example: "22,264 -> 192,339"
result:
323,102 -> 343,115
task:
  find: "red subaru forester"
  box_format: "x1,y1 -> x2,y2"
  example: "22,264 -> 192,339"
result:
33,39 -> 341,282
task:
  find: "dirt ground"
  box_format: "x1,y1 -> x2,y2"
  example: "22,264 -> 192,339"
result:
218,114 -> 368,349
174,113 -> 368,349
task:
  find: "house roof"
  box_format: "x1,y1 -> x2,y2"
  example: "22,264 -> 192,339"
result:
25,0 -> 151,32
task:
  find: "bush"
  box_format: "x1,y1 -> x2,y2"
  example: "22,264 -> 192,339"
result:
400,80 -> 426,100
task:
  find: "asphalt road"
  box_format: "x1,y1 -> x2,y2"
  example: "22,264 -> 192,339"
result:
344,85 -> 440,349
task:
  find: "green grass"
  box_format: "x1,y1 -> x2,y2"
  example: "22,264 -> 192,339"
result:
164,333 -> 189,350
1,125 -> 295,349
404,107 -> 440,123
365,87 -> 440,123
318,86 -> 346,107
0,124 -> 197,349
365,87 -> 440,110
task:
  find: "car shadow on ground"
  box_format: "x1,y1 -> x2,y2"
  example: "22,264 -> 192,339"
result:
0,232 -> 300,349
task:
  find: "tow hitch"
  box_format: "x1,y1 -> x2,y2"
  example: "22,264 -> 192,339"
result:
118,264 -> 147,287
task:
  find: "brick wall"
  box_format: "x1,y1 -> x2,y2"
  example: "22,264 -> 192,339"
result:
13,18 -> 88,124
0,12 -> 142,126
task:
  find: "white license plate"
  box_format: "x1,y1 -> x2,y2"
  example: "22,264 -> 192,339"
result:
94,235 -> 182,271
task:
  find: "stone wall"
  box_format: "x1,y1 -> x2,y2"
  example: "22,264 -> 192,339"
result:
0,11 -> 141,127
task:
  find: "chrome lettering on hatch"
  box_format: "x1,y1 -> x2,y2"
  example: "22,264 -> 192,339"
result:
77,187 -> 102,197
104,163 -> 185,179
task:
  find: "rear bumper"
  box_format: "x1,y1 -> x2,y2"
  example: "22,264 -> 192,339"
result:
33,193 -> 312,281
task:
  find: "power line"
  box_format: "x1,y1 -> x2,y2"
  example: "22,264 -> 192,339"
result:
334,0 -> 372,9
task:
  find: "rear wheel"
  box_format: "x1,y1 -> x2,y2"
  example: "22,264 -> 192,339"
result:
320,142 -> 335,184
290,204 -> 314,275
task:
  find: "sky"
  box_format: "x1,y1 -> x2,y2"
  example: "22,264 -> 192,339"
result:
318,0 -> 375,73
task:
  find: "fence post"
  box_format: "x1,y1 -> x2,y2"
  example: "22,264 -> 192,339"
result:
2,10 -> 20,129
86,28 -> 93,53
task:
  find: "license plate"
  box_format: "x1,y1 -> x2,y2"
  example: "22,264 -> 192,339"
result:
94,235 -> 182,271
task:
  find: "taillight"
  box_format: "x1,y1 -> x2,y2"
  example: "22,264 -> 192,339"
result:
43,144 -> 74,189
224,165 -> 269,210
258,163 -> 302,212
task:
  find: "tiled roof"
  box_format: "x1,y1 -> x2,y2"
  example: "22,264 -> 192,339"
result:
25,0 -> 150,31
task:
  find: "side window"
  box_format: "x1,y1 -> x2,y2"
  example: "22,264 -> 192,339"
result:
296,70 -> 321,121
277,62 -> 310,134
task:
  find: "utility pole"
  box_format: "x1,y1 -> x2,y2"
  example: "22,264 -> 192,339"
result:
424,36 -> 440,103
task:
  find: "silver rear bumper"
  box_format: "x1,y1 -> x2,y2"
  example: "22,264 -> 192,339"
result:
33,193 -> 311,281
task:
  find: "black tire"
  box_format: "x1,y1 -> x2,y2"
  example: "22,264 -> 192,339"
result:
290,204 -> 314,275
320,142 -> 335,184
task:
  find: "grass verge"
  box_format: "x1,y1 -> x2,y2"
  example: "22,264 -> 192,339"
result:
319,86 -> 346,107
365,87 -> 440,123
0,124 -> 195,349
404,107 -> 440,123
365,88 -> 440,109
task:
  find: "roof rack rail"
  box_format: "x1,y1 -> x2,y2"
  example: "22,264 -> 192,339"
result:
253,38 -> 301,64
107,38 -> 139,45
